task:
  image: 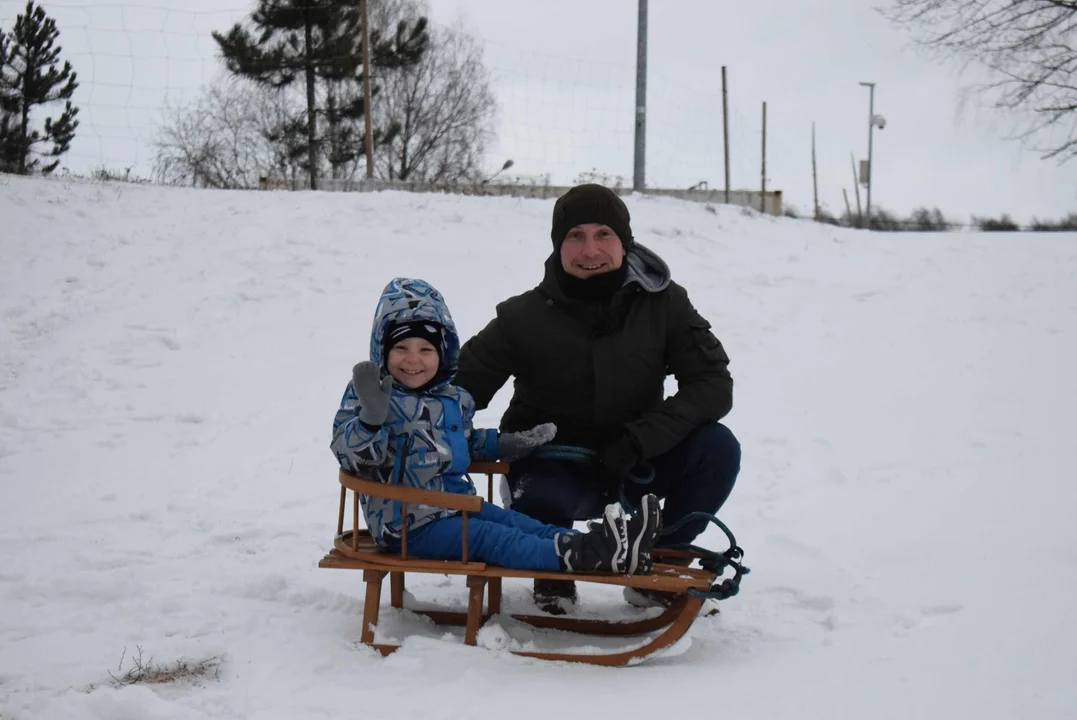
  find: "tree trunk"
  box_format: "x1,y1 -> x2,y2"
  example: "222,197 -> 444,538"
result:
399,105 -> 411,181
19,61 -> 30,174
304,18 -> 318,190
327,83 -> 339,181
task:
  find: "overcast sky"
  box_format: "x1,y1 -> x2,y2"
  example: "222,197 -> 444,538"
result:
3,0 -> 1075,223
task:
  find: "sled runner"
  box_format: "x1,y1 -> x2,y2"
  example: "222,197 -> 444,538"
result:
318,462 -> 747,666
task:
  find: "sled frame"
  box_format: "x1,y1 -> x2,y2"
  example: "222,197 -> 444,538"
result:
318,465 -> 719,666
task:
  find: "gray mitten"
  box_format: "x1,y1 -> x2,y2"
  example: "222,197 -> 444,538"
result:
352,361 -> 394,426
498,422 -> 557,462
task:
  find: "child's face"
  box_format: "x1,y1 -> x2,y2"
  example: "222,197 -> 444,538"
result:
386,337 -> 440,389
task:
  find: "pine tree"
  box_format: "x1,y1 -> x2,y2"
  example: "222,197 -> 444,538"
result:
0,2 -> 79,175
212,0 -> 426,189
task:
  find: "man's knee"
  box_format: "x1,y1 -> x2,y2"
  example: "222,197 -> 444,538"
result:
505,462 -> 576,525
689,422 -> 741,471
680,422 -> 740,510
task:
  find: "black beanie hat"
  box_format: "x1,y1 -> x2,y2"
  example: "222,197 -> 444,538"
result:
550,183 -> 634,251
383,320 -> 443,364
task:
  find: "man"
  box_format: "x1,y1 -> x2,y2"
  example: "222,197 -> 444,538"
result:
455,183 -> 741,613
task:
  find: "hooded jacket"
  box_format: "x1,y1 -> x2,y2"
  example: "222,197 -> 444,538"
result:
330,278 -> 499,547
455,244 -> 732,462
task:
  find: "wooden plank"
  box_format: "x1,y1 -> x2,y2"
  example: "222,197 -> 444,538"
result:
352,491 -> 359,551
356,597 -> 707,666
340,471 -> 483,513
390,572 -> 404,608
469,461 -> 509,475
321,548 -> 710,591
328,541 -> 489,572
510,596 -> 706,666
336,485 -> 346,536
413,596 -> 689,636
360,570 -> 385,645
461,511 -> 469,562
464,576 -> 486,646
487,577 -> 502,615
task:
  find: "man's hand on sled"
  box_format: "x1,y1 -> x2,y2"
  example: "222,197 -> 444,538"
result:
596,433 -> 641,497
352,361 -> 394,427
498,422 -> 557,462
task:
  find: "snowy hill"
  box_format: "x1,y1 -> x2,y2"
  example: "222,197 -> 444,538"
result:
1,174 -> 1074,719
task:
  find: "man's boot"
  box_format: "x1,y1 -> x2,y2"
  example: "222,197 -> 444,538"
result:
533,578 -> 578,616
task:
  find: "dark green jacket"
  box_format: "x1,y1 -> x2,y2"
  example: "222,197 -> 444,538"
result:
455,244 -> 733,461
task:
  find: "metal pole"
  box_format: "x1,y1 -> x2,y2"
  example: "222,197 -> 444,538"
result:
722,66 -> 730,204
860,81 -> 875,224
362,0 -> 375,180
760,101 -> 767,213
633,0 -> 648,192
812,121 -> 819,221
851,152 -> 862,225
867,84 -> 875,222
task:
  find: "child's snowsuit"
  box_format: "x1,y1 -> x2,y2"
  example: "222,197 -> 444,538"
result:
330,277 -> 568,570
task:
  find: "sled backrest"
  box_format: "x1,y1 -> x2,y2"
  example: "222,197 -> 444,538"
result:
337,462 -> 509,563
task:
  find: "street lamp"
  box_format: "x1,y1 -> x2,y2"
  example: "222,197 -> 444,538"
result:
859,82 -> 886,226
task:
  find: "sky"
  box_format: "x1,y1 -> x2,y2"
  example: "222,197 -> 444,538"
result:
2,0 -> 1076,223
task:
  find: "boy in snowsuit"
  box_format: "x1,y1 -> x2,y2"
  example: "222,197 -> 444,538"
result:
331,277 -> 661,575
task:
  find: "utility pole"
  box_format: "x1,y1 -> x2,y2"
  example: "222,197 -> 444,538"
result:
760,101 -> 767,213
633,0 -> 648,192
850,152 -> 862,225
362,0 -> 375,181
859,81 -> 876,223
722,66 -> 730,204
812,122 -> 819,220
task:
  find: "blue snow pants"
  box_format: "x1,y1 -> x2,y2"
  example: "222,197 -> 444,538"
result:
384,503 -> 569,571
505,421 -> 741,547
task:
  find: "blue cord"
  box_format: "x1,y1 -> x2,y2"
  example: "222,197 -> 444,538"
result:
529,443 -> 749,600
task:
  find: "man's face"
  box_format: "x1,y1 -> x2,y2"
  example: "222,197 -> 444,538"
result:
559,223 -> 625,279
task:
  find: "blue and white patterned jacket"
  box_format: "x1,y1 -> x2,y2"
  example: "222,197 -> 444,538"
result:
330,278 -> 500,547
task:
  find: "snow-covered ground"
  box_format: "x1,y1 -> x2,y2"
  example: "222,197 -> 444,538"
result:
1,174 -> 1074,719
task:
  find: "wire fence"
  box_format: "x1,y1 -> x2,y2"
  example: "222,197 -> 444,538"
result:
0,0 -> 788,207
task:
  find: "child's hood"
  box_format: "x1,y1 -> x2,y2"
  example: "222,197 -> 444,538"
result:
369,278 -> 461,382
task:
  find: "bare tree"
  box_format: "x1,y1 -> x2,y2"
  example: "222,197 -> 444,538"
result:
372,3 -> 497,183
884,0 -> 1077,161
153,75 -> 305,188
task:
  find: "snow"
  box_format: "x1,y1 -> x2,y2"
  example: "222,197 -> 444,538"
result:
1,173 -> 1075,718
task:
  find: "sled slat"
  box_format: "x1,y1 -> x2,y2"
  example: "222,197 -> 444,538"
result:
340,471 -> 482,513
461,511 -> 469,562
323,544 -> 706,592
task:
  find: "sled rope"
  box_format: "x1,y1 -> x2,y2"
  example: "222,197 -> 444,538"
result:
532,444 -> 749,600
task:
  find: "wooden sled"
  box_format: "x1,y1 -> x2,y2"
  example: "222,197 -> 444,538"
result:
318,463 -> 725,666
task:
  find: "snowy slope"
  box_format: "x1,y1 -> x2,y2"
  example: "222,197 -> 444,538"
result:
1,174 -> 1075,719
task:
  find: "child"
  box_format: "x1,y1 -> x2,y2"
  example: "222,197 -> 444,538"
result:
331,277 -> 660,575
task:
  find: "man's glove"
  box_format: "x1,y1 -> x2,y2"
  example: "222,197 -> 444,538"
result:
352,361 -> 394,427
595,432 -> 642,498
498,422 -> 557,462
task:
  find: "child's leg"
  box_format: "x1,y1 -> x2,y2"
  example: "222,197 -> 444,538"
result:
403,514 -> 566,571
474,503 -> 572,541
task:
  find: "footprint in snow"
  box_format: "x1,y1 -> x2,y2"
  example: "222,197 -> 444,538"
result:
920,604 -> 963,617
765,585 -> 836,612
155,335 -> 181,351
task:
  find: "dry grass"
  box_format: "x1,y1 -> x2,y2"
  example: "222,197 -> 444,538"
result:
109,646 -> 222,687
